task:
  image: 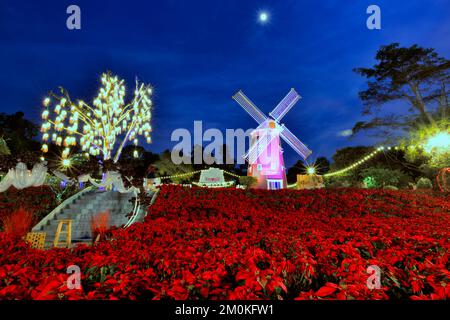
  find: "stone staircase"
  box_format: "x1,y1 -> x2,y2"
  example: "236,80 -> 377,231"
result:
33,189 -> 143,248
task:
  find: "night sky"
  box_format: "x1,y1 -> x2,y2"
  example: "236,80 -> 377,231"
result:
1,0 -> 449,166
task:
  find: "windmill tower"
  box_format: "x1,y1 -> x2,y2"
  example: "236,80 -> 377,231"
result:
232,89 -> 312,190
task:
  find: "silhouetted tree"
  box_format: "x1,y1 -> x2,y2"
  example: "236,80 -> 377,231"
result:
0,111 -> 40,155
353,43 -> 449,138
315,157 -> 331,175
286,160 -> 305,183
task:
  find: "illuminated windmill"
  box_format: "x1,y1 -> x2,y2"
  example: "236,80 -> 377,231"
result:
232,89 -> 312,190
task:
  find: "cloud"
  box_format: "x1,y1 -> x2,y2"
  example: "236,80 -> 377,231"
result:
337,129 -> 353,137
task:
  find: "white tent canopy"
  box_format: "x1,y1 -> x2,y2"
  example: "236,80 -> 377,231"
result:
195,168 -> 234,188
0,161 -> 138,194
0,162 -> 47,192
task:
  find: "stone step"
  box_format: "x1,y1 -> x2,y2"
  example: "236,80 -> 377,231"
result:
36,189 -> 148,250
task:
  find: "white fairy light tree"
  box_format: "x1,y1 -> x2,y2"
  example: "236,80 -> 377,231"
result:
40,72 -> 153,163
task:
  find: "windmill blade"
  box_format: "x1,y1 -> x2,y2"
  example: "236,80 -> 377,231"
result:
269,88 -> 301,122
243,121 -> 268,162
280,125 -> 312,159
245,129 -> 278,164
244,130 -> 268,164
232,90 -> 268,125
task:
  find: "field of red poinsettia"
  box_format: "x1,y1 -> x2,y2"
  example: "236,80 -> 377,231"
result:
0,186 -> 56,227
0,186 -> 449,300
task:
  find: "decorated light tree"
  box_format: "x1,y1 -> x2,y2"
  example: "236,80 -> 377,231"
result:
400,118 -> 449,170
40,72 -> 153,163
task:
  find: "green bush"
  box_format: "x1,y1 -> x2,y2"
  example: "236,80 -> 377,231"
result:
363,176 -> 377,188
416,177 -> 433,189
360,167 -> 412,189
383,185 -> 398,190
324,175 -> 355,188
239,176 -> 257,189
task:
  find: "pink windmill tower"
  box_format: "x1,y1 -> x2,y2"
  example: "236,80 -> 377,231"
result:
232,89 -> 312,190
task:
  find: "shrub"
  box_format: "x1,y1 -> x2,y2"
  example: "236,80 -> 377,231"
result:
239,176 -> 257,189
416,177 -> 433,189
383,185 -> 398,190
324,175 -> 356,188
1,207 -> 34,238
360,167 -> 412,188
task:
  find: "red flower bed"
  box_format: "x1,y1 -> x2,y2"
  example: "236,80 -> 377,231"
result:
0,186 -> 449,300
0,186 -> 56,228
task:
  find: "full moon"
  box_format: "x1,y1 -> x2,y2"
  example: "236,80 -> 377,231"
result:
259,11 -> 269,23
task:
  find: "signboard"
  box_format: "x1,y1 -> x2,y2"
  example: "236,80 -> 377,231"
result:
198,168 -> 225,185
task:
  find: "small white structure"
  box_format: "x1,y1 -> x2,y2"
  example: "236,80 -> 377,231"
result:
194,168 -> 234,188
0,162 -> 48,192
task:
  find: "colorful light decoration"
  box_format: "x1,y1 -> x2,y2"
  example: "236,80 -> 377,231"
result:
40,72 -> 153,163
424,132 -> 450,154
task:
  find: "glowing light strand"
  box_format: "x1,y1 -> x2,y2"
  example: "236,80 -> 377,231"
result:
158,169 -> 243,181
323,146 -> 392,177
158,170 -> 202,180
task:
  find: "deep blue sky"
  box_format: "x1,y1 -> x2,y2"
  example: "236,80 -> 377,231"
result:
0,0 -> 449,166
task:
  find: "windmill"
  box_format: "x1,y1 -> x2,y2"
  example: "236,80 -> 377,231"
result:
232,89 -> 312,190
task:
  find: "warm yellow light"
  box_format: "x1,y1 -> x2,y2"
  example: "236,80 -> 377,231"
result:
306,166 -> 316,175
62,159 -> 71,167
41,110 -> 49,119
43,97 -> 51,107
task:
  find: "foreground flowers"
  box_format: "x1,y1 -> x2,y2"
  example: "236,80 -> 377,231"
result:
0,186 -> 449,300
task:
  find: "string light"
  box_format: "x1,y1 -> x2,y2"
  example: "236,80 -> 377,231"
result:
40,72 -> 153,162
223,170 -> 242,178
153,145 -> 401,184
158,169 -> 245,181
324,146 -> 390,177
158,170 -> 202,180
